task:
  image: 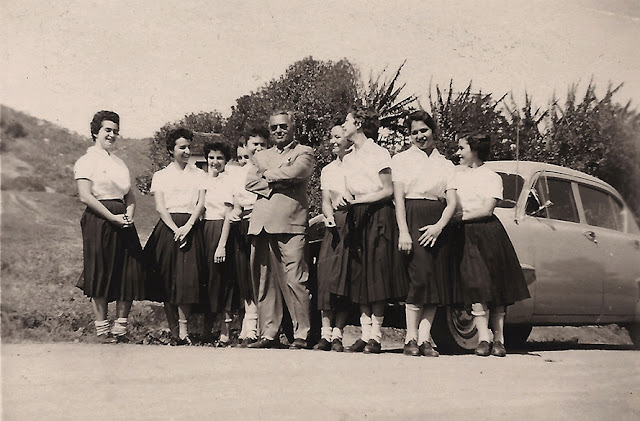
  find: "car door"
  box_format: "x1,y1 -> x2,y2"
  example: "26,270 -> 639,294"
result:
575,182 -> 640,322
523,172 -> 605,321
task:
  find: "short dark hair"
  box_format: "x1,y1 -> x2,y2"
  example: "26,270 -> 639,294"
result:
405,110 -> 436,133
245,125 -> 270,143
166,128 -> 193,154
349,105 -> 379,140
460,131 -> 491,162
269,110 -> 295,129
90,110 -> 119,141
203,140 -> 231,162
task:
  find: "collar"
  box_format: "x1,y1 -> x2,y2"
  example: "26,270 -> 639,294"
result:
275,140 -> 298,154
408,145 -> 444,160
168,161 -> 198,173
87,145 -> 112,158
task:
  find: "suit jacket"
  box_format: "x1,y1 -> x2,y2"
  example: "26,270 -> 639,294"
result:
246,141 -> 315,235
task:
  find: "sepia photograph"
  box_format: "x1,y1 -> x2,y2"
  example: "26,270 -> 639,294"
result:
2,1 -> 639,419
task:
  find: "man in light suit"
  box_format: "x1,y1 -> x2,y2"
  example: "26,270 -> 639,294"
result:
246,110 -> 314,349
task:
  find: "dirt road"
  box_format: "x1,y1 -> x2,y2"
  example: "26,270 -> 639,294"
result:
2,343 -> 638,420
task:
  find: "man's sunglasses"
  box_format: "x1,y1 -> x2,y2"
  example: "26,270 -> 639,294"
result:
270,124 -> 289,132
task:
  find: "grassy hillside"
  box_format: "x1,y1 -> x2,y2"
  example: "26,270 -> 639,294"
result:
0,105 -> 152,194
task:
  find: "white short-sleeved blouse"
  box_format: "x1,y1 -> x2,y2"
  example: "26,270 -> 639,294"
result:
391,146 -> 455,200
73,145 -> 131,200
150,162 -> 205,213
227,164 -> 256,214
320,159 -> 348,194
451,165 -> 503,214
202,170 -> 234,220
342,139 -> 391,195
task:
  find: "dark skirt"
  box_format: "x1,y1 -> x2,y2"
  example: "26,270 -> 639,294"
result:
78,199 -> 145,302
451,215 -> 531,307
317,211 -> 351,311
346,201 -> 409,304
198,219 -> 240,313
230,217 -> 253,303
404,199 -> 452,306
144,213 -> 207,305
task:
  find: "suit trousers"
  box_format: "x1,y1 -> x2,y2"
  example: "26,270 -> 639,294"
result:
250,232 -> 311,341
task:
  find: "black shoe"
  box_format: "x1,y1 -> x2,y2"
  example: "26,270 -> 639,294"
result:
331,338 -> 344,352
363,339 -> 382,354
289,338 -> 308,349
97,333 -> 116,344
403,339 -> 420,356
419,341 -> 440,357
247,337 -> 279,349
113,333 -> 133,344
491,341 -> 507,357
314,338 -> 331,351
475,340 -> 491,356
215,340 -> 229,348
235,337 -> 257,348
346,339 -> 367,353
175,335 -> 194,346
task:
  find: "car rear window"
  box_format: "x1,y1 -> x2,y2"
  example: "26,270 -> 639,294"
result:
496,172 -> 524,208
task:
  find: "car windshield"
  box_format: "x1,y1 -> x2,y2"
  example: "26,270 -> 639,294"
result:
496,172 -> 524,208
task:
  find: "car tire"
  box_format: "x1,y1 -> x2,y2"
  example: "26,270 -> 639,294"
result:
622,323 -> 640,350
431,307 -> 479,354
504,324 -> 532,350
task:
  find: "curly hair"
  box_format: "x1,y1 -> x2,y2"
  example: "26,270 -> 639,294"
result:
90,110 -> 119,141
459,131 -> 491,162
204,140 -> 231,162
405,110 -> 436,133
166,128 -> 193,154
349,105 -> 379,140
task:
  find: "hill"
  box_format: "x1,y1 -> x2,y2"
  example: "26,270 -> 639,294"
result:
0,105 -> 152,195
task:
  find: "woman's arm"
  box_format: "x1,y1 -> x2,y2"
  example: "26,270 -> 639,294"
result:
154,191 -> 180,234
418,189 -> 458,247
321,189 -> 336,228
77,179 -> 127,228
215,203 -> 233,263
173,189 -> 206,243
393,180 -> 412,254
462,197 -> 497,221
123,188 -> 136,221
229,194 -> 242,223
350,168 -> 394,205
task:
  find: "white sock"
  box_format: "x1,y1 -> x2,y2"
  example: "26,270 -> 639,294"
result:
178,319 -> 189,339
371,315 -> 384,343
360,314 -> 372,342
321,327 -> 332,341
245,302 -> 258,340
111,318 -> 128,336
405,304 -> 420,344
331,327 -> 343,341
95,320 -> 110,336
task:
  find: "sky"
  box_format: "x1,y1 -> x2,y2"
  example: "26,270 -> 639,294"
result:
2,0 -> 639,138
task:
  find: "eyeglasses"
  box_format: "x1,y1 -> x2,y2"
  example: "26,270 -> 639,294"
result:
411,128 -> 431,136
270,123 -> 289,132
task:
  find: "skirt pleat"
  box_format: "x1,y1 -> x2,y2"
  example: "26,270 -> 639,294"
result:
144,213 -> 207,304
230,218 -> 253,302
452,215 -> 531,307
198,219 -> 239,313
404,199 -> 452,305
317,211 -> 351,310
346,201 -> 408,304
78,200 -> 146,302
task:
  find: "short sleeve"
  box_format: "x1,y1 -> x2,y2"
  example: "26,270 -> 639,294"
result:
150,171 -> 163,194
73,155 -> 94,180
320,165 -> 330,191
487,171 -> 503,200
390,154 -> 406,184
373,147 -> 392,174
444,164 -> 457,191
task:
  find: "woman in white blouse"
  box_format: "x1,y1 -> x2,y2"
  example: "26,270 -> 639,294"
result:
144,128 -> 207,345
452,132 -> 530,357
198,140 -> 238,346
73,110 -> 145,342
392,111 -> 457,357
338,107 -> 408,354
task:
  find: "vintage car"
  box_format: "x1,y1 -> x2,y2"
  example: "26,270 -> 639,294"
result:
307,161 -> 640,352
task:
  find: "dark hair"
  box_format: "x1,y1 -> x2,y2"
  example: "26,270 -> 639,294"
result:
245,125 -> 270,143
204,140 -> 231,162
166,128 -> 193,154
460,131 -> 491,161
349,105 -> 379,140
405,110 -> 436,133
90,110 -> 119,141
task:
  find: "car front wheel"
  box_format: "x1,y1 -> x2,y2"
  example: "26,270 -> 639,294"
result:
431,307 -> 479,353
